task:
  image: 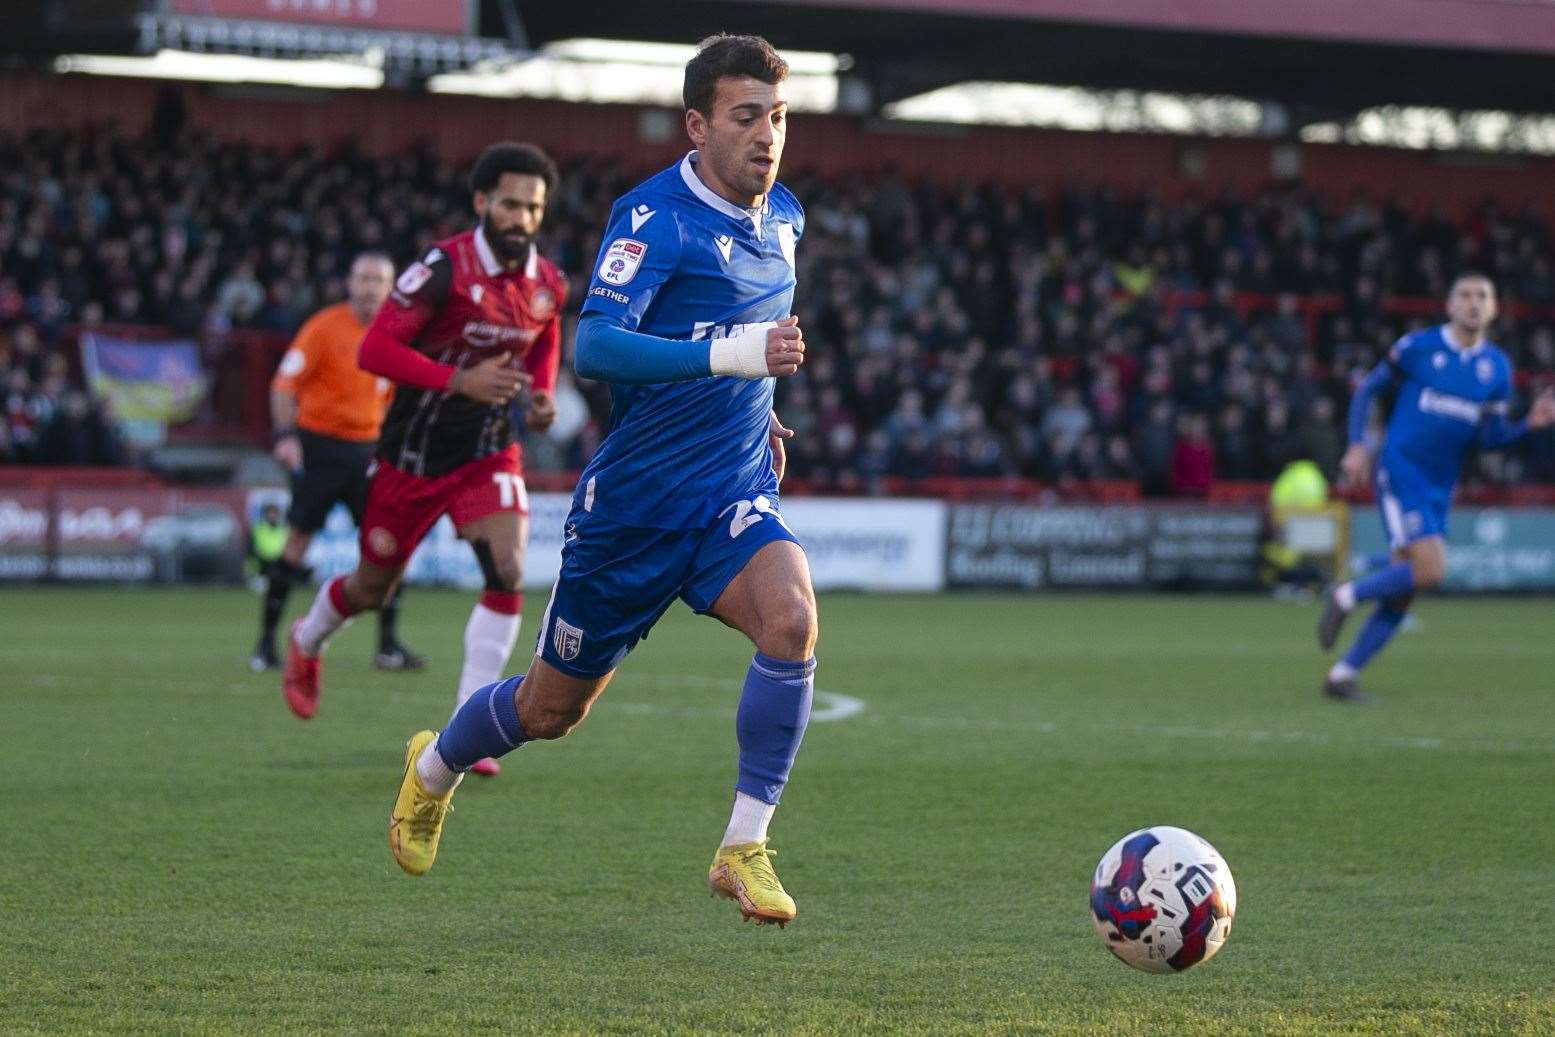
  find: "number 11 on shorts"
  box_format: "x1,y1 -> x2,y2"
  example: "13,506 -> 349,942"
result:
492,472 -> 528,512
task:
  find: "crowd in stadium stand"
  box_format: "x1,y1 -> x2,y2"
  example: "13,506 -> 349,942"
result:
3,125 -> 1554,487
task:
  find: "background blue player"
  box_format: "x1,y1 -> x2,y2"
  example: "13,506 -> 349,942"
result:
1318,273 -> 1555,701
387,34 -> 819,926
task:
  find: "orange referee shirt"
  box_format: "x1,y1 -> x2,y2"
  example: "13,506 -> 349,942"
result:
271,302 -> 392,443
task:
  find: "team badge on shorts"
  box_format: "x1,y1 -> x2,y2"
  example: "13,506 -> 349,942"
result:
598,238 -> 646,286
367,526 -> 398,559
552,617 -> 585,661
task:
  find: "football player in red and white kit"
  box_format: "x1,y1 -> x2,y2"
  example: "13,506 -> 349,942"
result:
284,143 -> 567,777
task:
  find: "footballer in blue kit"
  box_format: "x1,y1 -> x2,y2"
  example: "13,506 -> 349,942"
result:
1317,273 -> 1554,701
388,34 -> 820,926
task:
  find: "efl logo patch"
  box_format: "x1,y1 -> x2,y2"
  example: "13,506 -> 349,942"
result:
396,261 -> 433,295
552,617 -> 584,661
598,238 -> 646,286
367,527 -> 398,559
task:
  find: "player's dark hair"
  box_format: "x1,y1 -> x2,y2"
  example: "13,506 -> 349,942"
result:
1450,270 -> 1495,294
469,142 -> 559,196
683,34 -> 788,116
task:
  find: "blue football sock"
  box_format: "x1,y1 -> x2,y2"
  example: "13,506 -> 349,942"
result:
435,673 -> 527,771
1342,606 -> 1407,671
1350,562 -> 1415,604
735,653 -> 815,805
1361,552 -> 1392,574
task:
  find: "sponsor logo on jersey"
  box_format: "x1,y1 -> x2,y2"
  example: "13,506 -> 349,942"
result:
462,321 -> 539,348
470,283 -> 484,304
690,320 -> 766,342
598,238 -> 646,286
589,286 -> 630,305
1417,387 -> 1483,424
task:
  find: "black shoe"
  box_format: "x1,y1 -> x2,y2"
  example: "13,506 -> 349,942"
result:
1323,674 -> 1375,704
249,641 -> 280,673
374,642 -> 428,672
1316,587 -> 1352,651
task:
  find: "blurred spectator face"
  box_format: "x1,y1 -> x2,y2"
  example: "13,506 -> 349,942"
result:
476,172 -> 548,261
1447,275 -> 1496,337
346,253 -> 394,323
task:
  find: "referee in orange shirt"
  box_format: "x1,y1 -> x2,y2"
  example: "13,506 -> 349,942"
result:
252,251 -> 425,672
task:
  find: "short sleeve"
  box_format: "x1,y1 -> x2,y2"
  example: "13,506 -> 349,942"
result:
377,244 -> 453,344
271,318 -> 321,392
579,197 -> 682,332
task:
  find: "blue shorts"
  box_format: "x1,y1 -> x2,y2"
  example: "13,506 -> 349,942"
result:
1375,465 -> 1449,549
535,494 -> 802,678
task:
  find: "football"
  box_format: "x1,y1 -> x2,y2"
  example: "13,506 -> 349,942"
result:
1089,826 -> 1237,973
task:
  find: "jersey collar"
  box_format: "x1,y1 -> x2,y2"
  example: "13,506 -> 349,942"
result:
475,226 -> 538,280
1440,323 -> 1487,355
679,152 -> 769,240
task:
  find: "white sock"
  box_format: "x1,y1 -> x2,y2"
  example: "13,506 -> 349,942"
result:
1329,661 -> 1358,682
294,577 -> 351,656
415,737 -> 463,796
454,603 -> 522,711
1334,583 -> 1357,611
721,792 -> 776,847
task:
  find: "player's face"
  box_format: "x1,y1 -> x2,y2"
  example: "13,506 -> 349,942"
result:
346,256 -> 393,321
689,76 -> 787,205
476,172 -> 548,261
1447,277 -> 1497,335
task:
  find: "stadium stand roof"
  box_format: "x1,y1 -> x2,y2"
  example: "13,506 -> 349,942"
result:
515,0 -> 1555,123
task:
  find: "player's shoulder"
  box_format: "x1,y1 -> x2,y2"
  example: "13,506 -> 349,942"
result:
391,236 -> 459,307
1390,325 -> 1439,361
296,301 -> 350,339
534,252 -> 570,301
767,179 -> 804,228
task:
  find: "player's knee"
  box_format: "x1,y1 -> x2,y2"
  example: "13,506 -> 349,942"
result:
347,573 -> 395,610
1411,555 -> 1445,589
472,538 -> 521,594
758,595 -> 818,660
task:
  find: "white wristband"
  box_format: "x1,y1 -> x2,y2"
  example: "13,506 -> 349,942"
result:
708,321 -> 778,379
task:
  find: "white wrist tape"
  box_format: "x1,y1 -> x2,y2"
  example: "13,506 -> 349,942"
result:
708,321 -> 779,379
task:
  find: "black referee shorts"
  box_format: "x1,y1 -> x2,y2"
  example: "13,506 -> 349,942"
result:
287,429 -> 376,534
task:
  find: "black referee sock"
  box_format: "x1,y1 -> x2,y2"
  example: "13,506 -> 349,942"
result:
261,559 -> 310,647
379,586 -> 405,650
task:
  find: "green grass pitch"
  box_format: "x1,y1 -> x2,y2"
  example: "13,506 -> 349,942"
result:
3,587 -> 1553,1034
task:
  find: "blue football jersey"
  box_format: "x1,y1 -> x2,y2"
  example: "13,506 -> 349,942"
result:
1380,325 -> 1514,490
576,152 -> 804,529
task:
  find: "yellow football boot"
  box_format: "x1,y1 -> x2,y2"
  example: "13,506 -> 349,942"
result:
388,730 -> 457,876
708,841 -> 796,926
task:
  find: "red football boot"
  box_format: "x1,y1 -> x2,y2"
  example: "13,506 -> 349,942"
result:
471,757 -> 501,777
282,618 -> 323,720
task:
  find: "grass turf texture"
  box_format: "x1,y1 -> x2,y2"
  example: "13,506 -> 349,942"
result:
3,587 -> 1553,1035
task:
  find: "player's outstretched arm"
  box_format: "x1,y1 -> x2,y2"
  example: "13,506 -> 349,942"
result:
1340,362 -> 1395,484
574,313 -> 805,385
1481,386 -> 1554,448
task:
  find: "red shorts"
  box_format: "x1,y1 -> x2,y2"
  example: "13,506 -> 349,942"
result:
359,444 -> 528,568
